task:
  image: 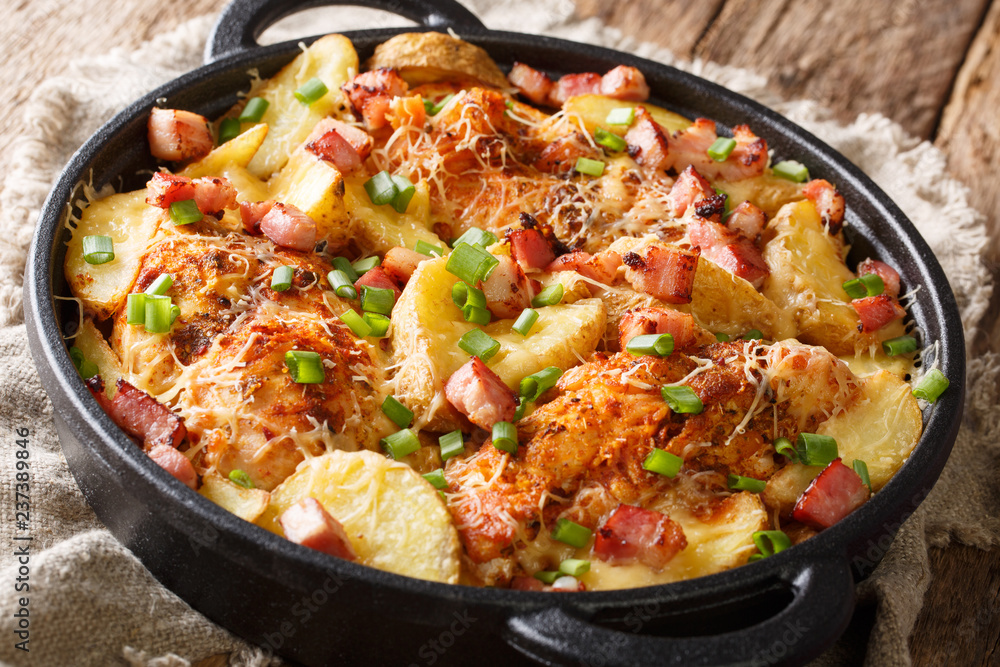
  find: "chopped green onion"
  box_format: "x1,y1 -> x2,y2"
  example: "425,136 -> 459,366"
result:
390,174 -> 416,213
360,285 -> 395,315
743,329 -> 763,341
715,332 -> 731,342
144,295 -> 173,334
169,304 -> 181,325
860,273 -> 884,296
643,448 -> 683,478
271,265 -> 294,292
883,335 -> 917,356
559,559 -> 590,577
363,312 -> 391,337
327,269 -> 358,299
594,127 -> 626,152
333,256 -> 359,282
551,518 -> 592,548
492,421 -> 518,454
239,97 -> 269,122
452,281 -> 487,312
82,235 -> 115,265
842,278 -> 867,300
284,350 -> 325,384
913,369 -> 949,403
294,77 -> 328,106
381,395 -> 414,428
574,157 -> 605,177
513,308 -> 539,336
853,459 -> 872,492
429,93 -> 454,115
708,136 -> 737,162
513,399 -> 527,422
752,530 -> 791,558
452,227 -> 498,249
458,328 -> 500,362
423,469 -> 448,490
446,242 -> 499,285
531,283 -> 564,308
661,385 -> 703,414
218,117 -> 241,144
69,346 -> 85,369
772,160 -> 810,183
168,199 -> 202,226
364,171 -> 398,206
463,305 -> 492,325
605,107 -> 635,126
422,98 -> 435,114
381,428 -> 420,459
727,474 -> 767,493
413,239 -> 444,257
774,436 -> 797,461
625,333 -> 674,357
126,293 -> 146,325
520,367 -> 563,402
69,347 -> 98,379
228,469 -> 254,489
534,570 -> 560,585
145,273 -> 173,296
795,433 -> 838,467
439,430 -> 465,461
351,256 -> 381,276
339,309 -> 373,337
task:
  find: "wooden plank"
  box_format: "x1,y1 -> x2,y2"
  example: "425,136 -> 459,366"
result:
572,0 -> 725,56
909,545 -> 1000,665
694,0 -> 991,140
934,0 -> 1000,353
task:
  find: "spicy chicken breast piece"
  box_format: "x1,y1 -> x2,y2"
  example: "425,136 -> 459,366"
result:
112,229 -> 395,490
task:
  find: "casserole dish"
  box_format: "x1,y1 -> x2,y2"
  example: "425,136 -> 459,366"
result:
23,0 -> 966,664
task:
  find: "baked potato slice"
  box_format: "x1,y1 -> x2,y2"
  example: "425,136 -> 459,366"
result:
762,200 -> 905,355
581,491 -> 768,590
65,191 -> 165,320
715,173 -> 806,219
244,34 -> 359,178
367,32 -> 508,89
269,147 -> 351,251
257,450 -> 461,584
816,369 -> 922,491
199,471 -> 271,522
344,177 -> 443,255
562,94 -> 691,136
390,256 -> 606,429
73,317 -> 122,397
181,123 -> 269,179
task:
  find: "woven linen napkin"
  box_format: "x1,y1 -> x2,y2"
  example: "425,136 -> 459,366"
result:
0,2 -> 996,665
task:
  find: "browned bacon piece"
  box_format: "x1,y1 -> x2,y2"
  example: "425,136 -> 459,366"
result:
508,227 -> 556,272
622,245 -> 699,304
726,200 -> 767,239
305,118 -> 374,173
508,62 -> 554,106
444,357 -> 517,430
792,459 -> 869,530
624,107 -> 670,171
239,200 -> 275,236
86,377 -> 186,452
381,247 -> 429,287
341,68 -> 409,131
146,173 -> 238,216
688,219 -> 769,289
802,179 -> 846,235
857,258 -> 900,298
665,165 -> 713,217
354,265 -> 403,302
546,250 -> 622,285
618,307 -> 709,352
480,255 -> 532,320
147,444 -> 198,490
593,504 -> 687,569
259,202 -> 317,252
279,497 -> 358,560
851,295 -> 905,333
548,72 -> 603,106
147,108 -> 214,162
600,65 -> 650,102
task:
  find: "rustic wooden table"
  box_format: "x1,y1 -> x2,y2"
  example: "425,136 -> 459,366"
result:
4,0 -> 998,665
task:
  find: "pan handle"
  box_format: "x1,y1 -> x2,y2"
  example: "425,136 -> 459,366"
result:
206,0 -> 486,63
503,558 -> 855,666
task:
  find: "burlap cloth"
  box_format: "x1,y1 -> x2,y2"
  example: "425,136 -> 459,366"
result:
1,2 -> 997,665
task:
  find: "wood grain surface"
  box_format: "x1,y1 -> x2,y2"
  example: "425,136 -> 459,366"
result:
4,1 -> 998,666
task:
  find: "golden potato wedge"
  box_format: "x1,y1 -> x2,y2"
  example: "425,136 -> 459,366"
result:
762,200 -> 905,355
64,191 -> 165,320
840,350 -> 915,380
367,32 -> 508,89
181,123 -> 269,179
562,94 -> 691,136
715,174 -> 805,219
269,147 -> 351,251
817,370 -> 922,491
344,177 -> 444,255
73,318 -> 122,397
257,450 -> 461,584
245,34 -> 359,178
199,471 -> 271,522
581,492 -> 768,590
761,463 -> 823,518
390,256 -> 605,429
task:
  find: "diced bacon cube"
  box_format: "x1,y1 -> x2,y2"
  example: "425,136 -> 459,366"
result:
802,179 -> 846,235
625,107 -> 670,171
382,247 -> 428,287
618,307 -> 705,352
792,459 -> 870,530
147,108 -> 214,162
548,72 -> 603,106
306,118 -> 374,172
354,265 -> 403,302
665,165 -> 714,217
146,172 -> 195,208
622,245 -> 699,304
147,444 -> 198,490
480,255 -> 532,320
600,65 -> 650,102
545,250 -> 622,285
851,294 -> 905,333
593,504 -> 687,569
240,200 -> 276,236
259,202 -> 317,252
341,68 -> 409,130
726,201 -> 767,239
444,357 -> 517,430
279,497 -> 357,560
508,227 -> 556,271
86,377 -> 187,452
857,258 -> 901,298
508,62 -> 554,106
191,177 -> 238,216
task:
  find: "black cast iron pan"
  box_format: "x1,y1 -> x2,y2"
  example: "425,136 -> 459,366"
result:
23,0 -> 966,664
